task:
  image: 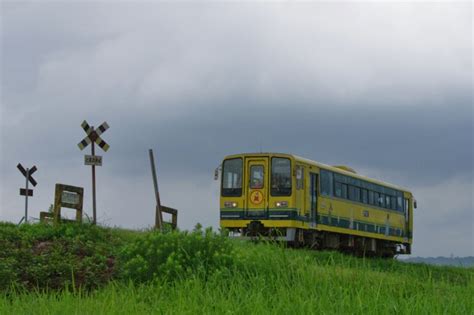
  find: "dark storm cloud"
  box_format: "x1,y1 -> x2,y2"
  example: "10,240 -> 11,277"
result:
1,2 -> 472,256
105,102 -> 472,186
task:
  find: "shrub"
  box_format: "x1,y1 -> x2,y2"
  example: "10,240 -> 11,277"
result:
0,222 -> 122,291
119,226 -> 234,283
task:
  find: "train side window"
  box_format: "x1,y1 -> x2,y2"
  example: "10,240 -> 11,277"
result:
374,192 -> 379,206
385,195 -> 391,209
349,186 -> 360,202
391,196 -> 397,210
368,191 -> 374,205
335,182 -> 342,198
341,184 -> 348,199
379,194 -> 385,207
362,189 -> 368,204
320,170 -> 333,196
348,185 -> 354,200
397,196 -> 403,211
354,187 -> 360,202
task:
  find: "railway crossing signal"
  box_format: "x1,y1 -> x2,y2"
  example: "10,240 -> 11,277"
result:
17,163 -> 37,223
77,120 -> 110,224
78,121 -> 110,152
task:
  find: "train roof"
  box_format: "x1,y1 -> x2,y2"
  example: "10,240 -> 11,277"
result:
223,152 -> 412,193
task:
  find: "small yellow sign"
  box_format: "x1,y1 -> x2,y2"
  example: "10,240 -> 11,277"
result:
250,190 -> 263,205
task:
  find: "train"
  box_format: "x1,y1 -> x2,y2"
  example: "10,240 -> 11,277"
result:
217,153 -> 416,257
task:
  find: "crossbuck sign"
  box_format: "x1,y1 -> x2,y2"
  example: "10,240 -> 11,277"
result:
17,163 -> 37,223
77,120 -> 110,224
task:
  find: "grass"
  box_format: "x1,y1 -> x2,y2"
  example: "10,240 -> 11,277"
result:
0,223 -> 472,314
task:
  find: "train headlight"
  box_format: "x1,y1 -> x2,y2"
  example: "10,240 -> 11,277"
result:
275,201 -> 288,208
224,201 -> 238,208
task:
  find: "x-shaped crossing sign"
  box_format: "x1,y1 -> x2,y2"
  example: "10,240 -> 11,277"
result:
78,120 -> 110,152
17,163 -> 37,223
17,163 -> 37,187
77,120 -> 110,225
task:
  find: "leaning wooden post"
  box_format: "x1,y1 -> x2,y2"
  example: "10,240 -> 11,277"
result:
149,149 -> 163,231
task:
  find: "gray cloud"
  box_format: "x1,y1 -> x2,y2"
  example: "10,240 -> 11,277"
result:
1,2 -> 472,256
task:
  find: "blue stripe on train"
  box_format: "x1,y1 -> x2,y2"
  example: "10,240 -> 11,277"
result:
220,210 -> 411,238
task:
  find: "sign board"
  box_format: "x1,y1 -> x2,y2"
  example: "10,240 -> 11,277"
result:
20,188 -> 33,196
61,191 -> 80,205
84,155 -> 102,166
52,184 -> 84,223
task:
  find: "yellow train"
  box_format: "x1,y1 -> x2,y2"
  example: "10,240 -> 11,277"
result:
218,153 -> 416,257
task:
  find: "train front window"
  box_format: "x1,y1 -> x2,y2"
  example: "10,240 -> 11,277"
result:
222,158 -> 243,196
271,158 -> 292,196
250,165 -> 264,189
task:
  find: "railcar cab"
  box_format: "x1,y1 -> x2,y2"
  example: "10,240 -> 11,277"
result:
217,152 -> 416,257
218,153 -> 295,236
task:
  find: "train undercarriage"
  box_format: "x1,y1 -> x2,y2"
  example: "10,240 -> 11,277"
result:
227,221 -> 411,258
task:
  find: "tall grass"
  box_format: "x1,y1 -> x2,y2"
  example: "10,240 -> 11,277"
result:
0,223 -> 472,314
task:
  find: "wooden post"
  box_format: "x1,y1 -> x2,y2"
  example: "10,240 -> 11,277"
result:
149,149 -> 163,230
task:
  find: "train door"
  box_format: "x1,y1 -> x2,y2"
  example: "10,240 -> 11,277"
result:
245,157 -> 269,218
404,197 -> 410,240
310,173 -> 318,227
295,165 -> 305,218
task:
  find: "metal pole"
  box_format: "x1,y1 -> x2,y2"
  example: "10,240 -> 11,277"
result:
91,127 -> 97,225
149,149 -> 163,230
24,168 -> 29,223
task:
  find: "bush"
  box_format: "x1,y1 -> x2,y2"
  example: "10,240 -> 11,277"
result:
0,222 -> 122,291
119,226 -> 234,283
0,222 -> 234,291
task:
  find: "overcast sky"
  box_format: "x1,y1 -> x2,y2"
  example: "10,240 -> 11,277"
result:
1,1 -> 472,257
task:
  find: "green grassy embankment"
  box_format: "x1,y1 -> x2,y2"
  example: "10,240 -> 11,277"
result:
0,222 -> 472,314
